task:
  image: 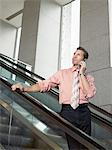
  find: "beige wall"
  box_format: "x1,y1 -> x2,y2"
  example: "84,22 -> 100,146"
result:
80,0 -> 111,111
18,0 -> 41,70
34,0 -> 61,78
0,19 -> 17,58
18,0 -> 61,78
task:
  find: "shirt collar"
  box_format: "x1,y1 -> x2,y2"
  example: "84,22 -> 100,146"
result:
71,65 -> 79,72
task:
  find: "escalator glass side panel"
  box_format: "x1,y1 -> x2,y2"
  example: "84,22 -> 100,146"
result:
91,121 -> 112,150
0,60 -> 112,123
0,82 -> 69,150
0,53 -> 32,69
0,55 -> 41,81
0,66 -> 26,84
89,106 -> 112,123
0,79 -> 108,150
0,53 -> 112,149
0,57 -> 34,80
0,62 -> 112,147
0,104 -> 54,150
0,66 -> 61,112
0,59 -> 112,140
0,56 -> 112,116
0,66 -> 13,81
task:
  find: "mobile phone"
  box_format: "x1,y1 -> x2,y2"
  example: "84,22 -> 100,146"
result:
79,61 -> 86,68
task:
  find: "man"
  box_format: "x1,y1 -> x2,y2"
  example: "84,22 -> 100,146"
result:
12,47 -> 96,150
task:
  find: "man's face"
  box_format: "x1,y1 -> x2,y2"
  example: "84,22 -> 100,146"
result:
72,50 -> 85,65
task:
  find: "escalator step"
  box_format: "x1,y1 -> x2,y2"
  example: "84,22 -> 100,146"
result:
0,124 -> 21,135
4,146 -> 45,150
0,133 -> 33,147
0,116 -> 9,124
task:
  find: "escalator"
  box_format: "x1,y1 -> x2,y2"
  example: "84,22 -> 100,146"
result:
0,53 -> 112,149
0,103 -> 55,150
0,77 -> 108,150
0,53 -> 112,120
0,80 -> 65,150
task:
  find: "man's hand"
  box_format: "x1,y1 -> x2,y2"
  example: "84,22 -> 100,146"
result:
79,61 -> 86,75
11,83 -> 24,91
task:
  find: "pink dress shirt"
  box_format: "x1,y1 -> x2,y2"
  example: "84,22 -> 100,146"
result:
38,66 -> 96,104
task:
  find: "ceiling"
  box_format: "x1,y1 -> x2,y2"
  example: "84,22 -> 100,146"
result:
54,0 -> 73,5
0,0 -> 73,28
0,0 -> 25,27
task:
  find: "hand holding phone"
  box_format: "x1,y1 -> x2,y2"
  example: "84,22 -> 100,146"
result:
79,61 -> 86,68
78,61 -> 87,74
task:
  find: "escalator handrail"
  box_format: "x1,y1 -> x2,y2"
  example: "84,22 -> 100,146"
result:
0,54 -> 112,119
91,112 -> 112,130
0,53 -> 32,68
0,59 -> 37,83
0,53 -> 44,80
89,102 -> 112,118
0,59 -> 58,96
0,77 -> 107,150
0,99 -> 63,150
0,60 -> 112,129
0,59 -> 112,128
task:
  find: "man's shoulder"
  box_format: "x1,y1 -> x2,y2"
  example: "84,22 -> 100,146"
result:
59,67 -> 72,73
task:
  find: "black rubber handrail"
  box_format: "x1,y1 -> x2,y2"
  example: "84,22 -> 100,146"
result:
0,60 -> 37,84
0,53 -> 112,119
0,60 -> 112,131
0,59 -> 58,96
89,102 -> 112,118
0,53 -> 44,80
0,59 -> 112,132
0,77 -> 106,150
91,112 -> 112,130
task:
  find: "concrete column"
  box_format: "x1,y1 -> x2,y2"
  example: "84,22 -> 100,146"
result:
80,0 -> 112,112
18,0 -> 41,70
18,0 -> 61,78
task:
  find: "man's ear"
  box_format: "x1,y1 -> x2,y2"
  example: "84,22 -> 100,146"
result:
83,59 -> 86,62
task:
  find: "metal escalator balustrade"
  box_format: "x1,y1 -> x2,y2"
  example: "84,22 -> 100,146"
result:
0,66 -> 112,149
0,101 -> 56,150
0,54 -> 112,121
0,77 -> 107,150
0,55 -> 112,149
0,56 -> 112,128
0,60 -> 61,113
0,60 -> 112,131
0,96 -> 64,149
0,53 -> 43,81
0,54 -> 112,149
0,53 -> 32,75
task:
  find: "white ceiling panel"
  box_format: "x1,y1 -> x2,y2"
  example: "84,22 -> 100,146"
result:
0,0 -> 74,27
54,0 -> 73,5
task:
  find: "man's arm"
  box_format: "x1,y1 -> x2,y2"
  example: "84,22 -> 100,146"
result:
11,71 -> 61,93
79,74 -> 91,93
11,83 -> 41,92
79,61 -> 96,96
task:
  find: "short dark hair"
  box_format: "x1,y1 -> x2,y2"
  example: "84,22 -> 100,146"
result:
77,46 -> 89,60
